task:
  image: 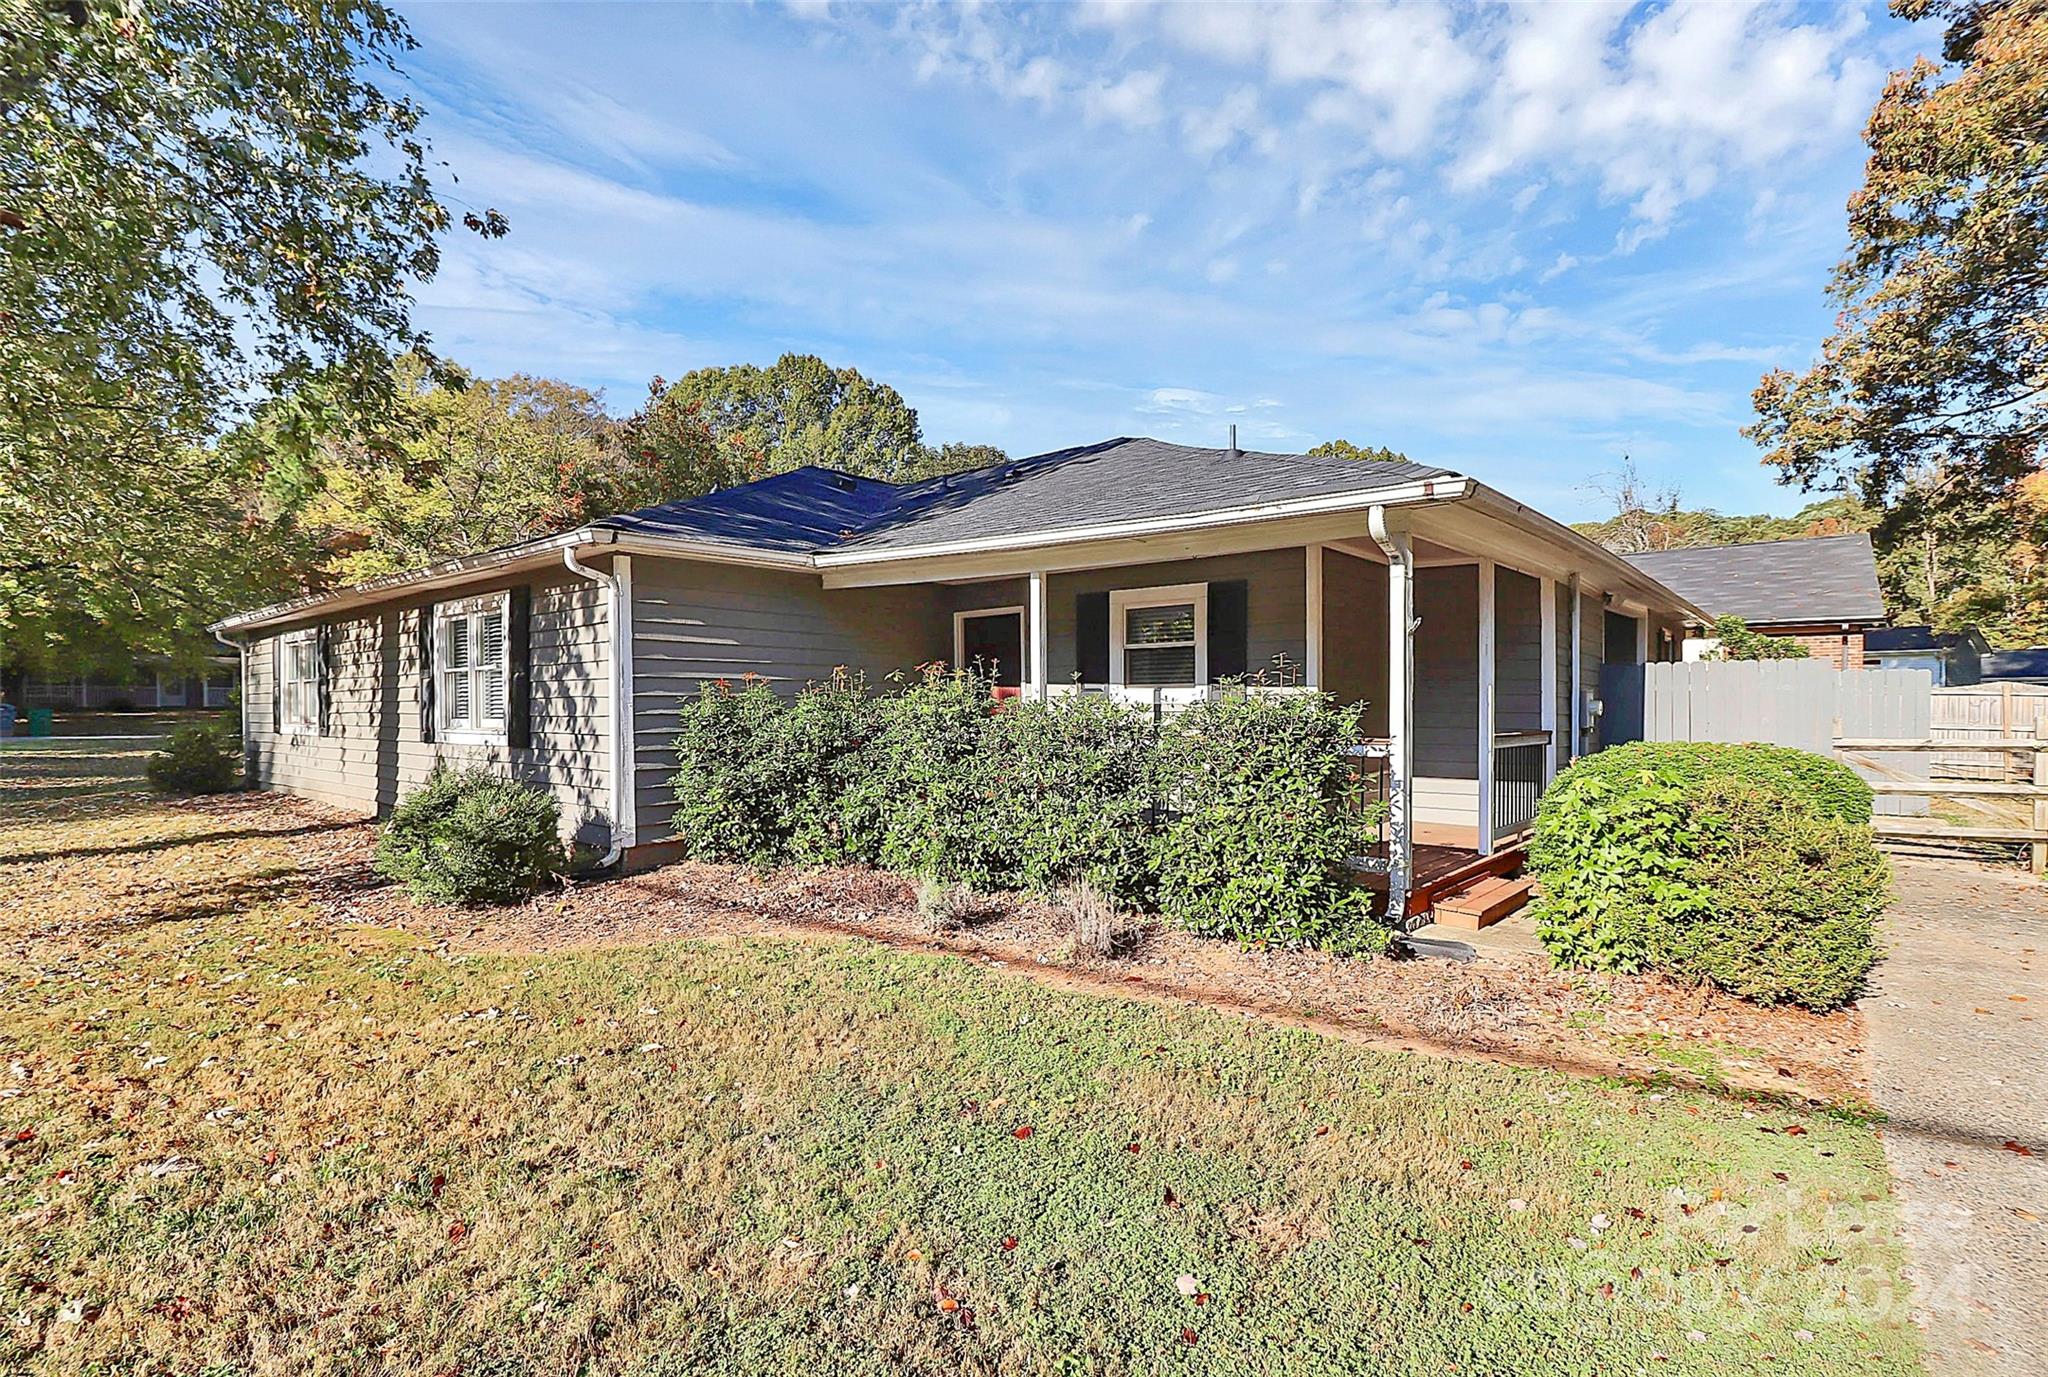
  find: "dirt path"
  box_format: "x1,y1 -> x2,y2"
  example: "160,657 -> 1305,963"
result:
1863,853 -> 2048,1375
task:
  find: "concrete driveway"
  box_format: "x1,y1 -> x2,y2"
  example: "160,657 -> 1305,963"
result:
1864,852 -> 2048,1375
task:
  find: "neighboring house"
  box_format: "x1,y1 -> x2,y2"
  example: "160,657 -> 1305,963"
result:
1864,625 -> 1988,686
1984,648 -> 2048,685
1622,533 -> 1887,670
7,656 -> 238,711
212,437 -> 1700,917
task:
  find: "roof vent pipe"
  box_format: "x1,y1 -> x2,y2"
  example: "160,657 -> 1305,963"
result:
1228,424 -> 1240,457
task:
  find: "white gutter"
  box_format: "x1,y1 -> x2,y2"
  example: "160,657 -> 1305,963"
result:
563,546 -> 633,870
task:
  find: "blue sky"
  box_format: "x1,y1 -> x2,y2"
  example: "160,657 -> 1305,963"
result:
396,0 -> 1932,523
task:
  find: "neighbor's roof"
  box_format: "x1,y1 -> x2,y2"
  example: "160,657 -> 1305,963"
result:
1984,648 -> 2048,681
1622,533 -> 1886,627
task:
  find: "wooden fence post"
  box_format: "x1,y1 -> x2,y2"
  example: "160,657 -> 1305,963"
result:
2034,718 -> 2047,877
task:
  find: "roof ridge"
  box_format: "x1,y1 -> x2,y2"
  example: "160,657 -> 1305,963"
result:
1627,530 -> 1871,557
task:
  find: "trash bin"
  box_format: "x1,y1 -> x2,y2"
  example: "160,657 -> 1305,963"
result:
26,708 -> 54,737
0,703 -> 15,737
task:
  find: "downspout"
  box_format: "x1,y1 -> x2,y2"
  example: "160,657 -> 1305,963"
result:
564,543 -> 632,870
1368,504 -> 1416,924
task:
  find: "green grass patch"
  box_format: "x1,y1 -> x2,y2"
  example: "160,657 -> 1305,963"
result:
0,755 -> 1921,1375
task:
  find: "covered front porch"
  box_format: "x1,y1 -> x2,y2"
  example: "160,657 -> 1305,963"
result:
817,494 -> 1682,924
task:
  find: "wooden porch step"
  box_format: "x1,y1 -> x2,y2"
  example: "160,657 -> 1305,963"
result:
1432,875 -> 1535,931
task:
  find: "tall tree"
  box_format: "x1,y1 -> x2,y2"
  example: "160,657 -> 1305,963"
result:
1307,439 -> 1411,464
1747,0 -> 2046,645
0,0 -> 501,668
652,354 -> 930,482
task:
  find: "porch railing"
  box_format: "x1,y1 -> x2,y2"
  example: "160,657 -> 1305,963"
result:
1340,740 -> 1394,874
1491,730 -> 1550,840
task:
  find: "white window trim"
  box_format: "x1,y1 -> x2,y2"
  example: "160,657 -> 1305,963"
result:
951,604 -> 1026,677
435,592 -> 512,746
277,628 -> 320,737
1109,582 -> 1208,689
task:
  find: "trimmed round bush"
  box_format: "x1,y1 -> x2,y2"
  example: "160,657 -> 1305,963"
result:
1526,742 -> 1888,1009
1555,740 -> 1872,824
374,766 -> 565,905
145,724 -> 241,794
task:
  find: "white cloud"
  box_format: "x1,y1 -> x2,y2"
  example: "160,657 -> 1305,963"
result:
1081,68 -> 1166,127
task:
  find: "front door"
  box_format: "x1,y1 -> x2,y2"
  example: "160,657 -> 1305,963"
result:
957,611 -> 1023,687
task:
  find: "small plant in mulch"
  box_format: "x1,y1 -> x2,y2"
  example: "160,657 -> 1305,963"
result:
144,724 -> 242,795
373,766 -> 566,906
1060,881 -> 1144,959
915,876 -> 983,935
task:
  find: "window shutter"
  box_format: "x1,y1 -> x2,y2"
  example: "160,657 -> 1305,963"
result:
270,639 -> 281,734
316,625 -> 335,737
1208,579 -> 1248,682
1077,591 -> 1110,685
507,585 -> 533,750
417,604 -> 437,742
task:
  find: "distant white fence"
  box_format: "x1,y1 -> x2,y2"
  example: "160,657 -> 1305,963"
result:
1599,661 -> 1932,817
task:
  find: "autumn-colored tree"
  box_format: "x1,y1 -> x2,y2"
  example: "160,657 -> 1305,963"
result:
0,0 -> 501,670
1748,0 -> 2047,645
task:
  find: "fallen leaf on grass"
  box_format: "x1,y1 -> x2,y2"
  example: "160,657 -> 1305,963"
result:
1011,1125 -> 1033,1140
2001,1141 -> 2036,1157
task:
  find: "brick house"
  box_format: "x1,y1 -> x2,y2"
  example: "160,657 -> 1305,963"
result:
1621,533 -> 1888,669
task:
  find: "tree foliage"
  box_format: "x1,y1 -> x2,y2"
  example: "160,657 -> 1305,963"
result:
1747,0 -> 2048,646
0,0 -> 501,669
1306,439 -> 1410,464
1704,615 -> 1811,661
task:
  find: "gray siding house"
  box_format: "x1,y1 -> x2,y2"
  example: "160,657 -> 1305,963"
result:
215,438 -> 1699,913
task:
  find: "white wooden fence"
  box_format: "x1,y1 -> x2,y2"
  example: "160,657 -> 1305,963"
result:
1599,660 -> 1932,816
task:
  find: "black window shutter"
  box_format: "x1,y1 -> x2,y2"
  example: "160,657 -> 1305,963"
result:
270,638 -> 281,734
417,604 -> 437,742
1209,579 -> 1249,682
316,625 -> 335,736
1077,591 -> 1110,685
507,585 -> 533,750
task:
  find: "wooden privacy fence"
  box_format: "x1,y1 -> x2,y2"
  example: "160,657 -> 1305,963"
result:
1835,723 -> 2048,875
1599,660 -> 1931,817
1929,682 -> 2048,781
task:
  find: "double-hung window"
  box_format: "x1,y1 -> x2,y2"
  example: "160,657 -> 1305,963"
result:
1110,583 -> 1208,688
436,594 -> 509,742
278,629 -> 319,733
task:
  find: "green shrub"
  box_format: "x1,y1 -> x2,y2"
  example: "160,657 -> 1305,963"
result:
1555,740 -> 1872,825
145,724 -> 241,794
1151,691 -> 1388,955
665,676 -> 1395,956
667,677 -> 803,865
374,766 -> 565,905
993,691 -> 1159,906
1526,743 -> 1888,1009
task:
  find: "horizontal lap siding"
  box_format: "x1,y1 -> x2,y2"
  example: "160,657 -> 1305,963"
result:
1413,565 -> 1479,828
244,572 -> 612,848
1322,548 -> 1388,736
1047,548 -> 1306,683
1577,591 -> 1605,759
631,557 -> 947,842
1494,567 -> 1543,733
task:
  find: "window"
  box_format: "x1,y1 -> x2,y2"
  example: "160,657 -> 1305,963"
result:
279,630 -> 319,733
436,595 -> 509,741
1111,583 -> 1207,688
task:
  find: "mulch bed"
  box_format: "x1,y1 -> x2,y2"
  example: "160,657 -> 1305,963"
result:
282,797 -> 1873,1110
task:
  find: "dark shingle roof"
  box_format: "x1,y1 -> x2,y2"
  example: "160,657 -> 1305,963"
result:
594,467 -> 906,553
1984,649 -> 2048,681
1621,533 -> 1885,626
595,437 -> 1455,556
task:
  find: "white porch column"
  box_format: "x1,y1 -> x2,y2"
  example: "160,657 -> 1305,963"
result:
1539,573 -> 1558,782
1476,557 -> 1497,856
1304,544 -> 1324,690
1369,507 -> 1415,921
1567,573 -> 1583,761
1027,569 -> 1049,700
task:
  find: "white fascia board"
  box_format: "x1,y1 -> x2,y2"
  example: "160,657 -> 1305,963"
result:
209,529 -> 811,636
1459,483 -> 1711,623
813,476 -> 1473,570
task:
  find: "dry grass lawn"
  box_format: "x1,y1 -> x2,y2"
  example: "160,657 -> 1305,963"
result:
0,742 -> 1922,1375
